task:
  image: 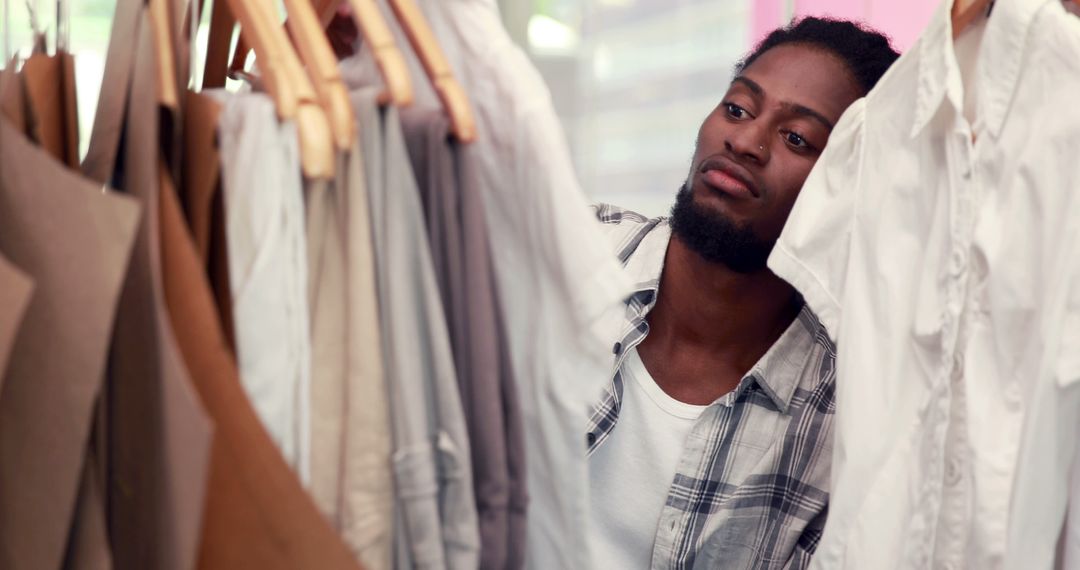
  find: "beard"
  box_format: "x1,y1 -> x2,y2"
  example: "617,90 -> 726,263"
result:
668,182 -> 774,273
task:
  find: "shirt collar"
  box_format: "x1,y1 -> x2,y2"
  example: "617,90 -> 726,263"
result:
741,304 -> 825,414
911,0 -> 1048,139
628,220 -> 826,414
622,218 -> 671,308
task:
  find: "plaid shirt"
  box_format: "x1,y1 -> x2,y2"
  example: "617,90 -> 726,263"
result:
587,204 -> 837,570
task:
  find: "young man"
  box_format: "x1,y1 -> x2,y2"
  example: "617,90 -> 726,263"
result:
587,18 -> 900,569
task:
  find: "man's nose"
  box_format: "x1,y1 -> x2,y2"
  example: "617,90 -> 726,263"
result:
724,124 -> 769,164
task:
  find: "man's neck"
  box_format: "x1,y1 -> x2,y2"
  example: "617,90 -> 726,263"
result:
646,235 -> 800,363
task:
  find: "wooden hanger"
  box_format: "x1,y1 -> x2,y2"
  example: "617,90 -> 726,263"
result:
202,0 -> 236,89
281,0 -> 356,150
149,0 -> 180,108
250,0 -> 336,177
210,0 -> 334,178
231,0 -> 414,107
385,0 -> 475,142
343,0 -> 414,106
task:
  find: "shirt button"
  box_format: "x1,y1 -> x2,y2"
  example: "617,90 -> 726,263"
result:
945,457 -> 962,487
613,342 -> 622,355
587,432 -> 597,446
949,249 -> 967,275
951,353 -> 964,382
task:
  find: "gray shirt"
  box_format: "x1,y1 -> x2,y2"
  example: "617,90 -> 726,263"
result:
352,87 -> 480,570
400,107 -> 528,570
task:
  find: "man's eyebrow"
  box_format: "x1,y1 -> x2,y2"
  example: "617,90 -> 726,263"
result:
732,75 -> 836,131
732,76 -> 763,95
786,103 -> 835,131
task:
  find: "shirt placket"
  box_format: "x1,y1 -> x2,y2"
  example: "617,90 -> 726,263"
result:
931,125 -> 981,570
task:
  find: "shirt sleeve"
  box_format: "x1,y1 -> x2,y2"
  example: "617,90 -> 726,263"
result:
1058,260 -> 1080,569
767,97 -> 867,343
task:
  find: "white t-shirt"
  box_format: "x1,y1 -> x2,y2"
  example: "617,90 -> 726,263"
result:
589,347 -> 707,569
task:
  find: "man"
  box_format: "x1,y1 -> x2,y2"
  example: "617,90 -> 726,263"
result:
586,17 -> 900,569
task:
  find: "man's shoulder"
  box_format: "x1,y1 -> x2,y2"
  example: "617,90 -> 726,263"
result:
592,203 -> 656,226
591,203 -> 669,263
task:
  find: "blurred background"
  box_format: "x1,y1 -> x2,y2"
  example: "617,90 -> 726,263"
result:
2,0 -> 939,216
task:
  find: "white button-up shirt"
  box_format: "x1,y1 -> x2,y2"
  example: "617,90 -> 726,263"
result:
767,0 -> 1080,568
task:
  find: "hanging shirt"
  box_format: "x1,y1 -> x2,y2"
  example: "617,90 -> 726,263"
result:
0,252 -> 32,389
0,115 -> 141,570
588,205 -> 837,570
589,346 -> 708,569
305,141 -> 395,569
767,0 -> 1080,567
352,86 -> 480,570
400,107 -> 528,570
391,3 -> 634,568
208,90 -> 313,483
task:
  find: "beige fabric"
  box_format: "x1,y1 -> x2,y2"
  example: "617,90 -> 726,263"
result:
180,90 -> 235,350
20,51 -> 80,169
0,252 -> 33,385
307,142 -> 394,570
158,136 -> 364,570
82,6 -> 215,569
0,115 -> 140,570
62,450 -> 113,570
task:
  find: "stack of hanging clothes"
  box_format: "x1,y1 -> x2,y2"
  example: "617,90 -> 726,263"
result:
0,0 -> 631,568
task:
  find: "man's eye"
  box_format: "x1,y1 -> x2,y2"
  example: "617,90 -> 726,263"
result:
785,131 -> 808,148
724,103 -> 748,119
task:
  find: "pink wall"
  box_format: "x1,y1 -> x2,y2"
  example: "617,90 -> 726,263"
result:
751,0 -> 940,53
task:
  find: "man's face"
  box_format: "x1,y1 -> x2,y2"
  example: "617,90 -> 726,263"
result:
673,43 -> 863,271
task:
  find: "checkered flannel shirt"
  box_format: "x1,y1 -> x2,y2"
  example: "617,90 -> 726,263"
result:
586,203 -> 838,570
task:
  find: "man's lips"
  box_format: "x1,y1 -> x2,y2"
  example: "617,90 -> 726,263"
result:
703,169 -> 755,198
699,159 -> 760,198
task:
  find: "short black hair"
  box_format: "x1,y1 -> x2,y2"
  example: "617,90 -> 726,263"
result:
737,16 -> 901,95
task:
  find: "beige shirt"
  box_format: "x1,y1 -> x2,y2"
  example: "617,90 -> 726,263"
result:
306,141 -> 395,570
0,115 -> 140,570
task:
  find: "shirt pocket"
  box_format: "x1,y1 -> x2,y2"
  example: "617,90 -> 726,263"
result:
692,515 -> 767,570
693,514 -> 805,570
434,430 -> 478,553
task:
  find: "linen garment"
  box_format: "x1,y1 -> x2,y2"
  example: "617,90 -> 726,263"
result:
179,91 -> 236,349
589,205 -> 836,570
400,108 -> 528,570
766,0 -> 1080,567
0,253 -> 32,385
383,3 -> 634,568
305,141 -> 395,570
352,87 -> 479,570
209,90 -> 313,481
0,115 -> 140,570
81,7 -> 215,569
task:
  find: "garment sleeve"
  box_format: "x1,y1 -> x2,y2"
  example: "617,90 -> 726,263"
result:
517,76 -> 632,337
767,97 -> 867,343
1058,260 -> 1080,569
